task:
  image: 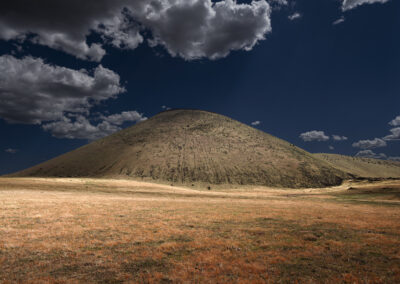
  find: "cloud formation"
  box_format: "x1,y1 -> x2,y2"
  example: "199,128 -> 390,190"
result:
333,18 -> 345,25
0,1 -> 123,61
5,148 -> 18,154
0,0 -> 272,61
299,131 -> 329,142
0,55 -> 147,140
352,138 -> 387,149
389,116 -> 400,127
355,150 -> 387,159
251,121 -> 261,126
388,156 -> 400,162
270,0 -> 288,5
42,111 -> 146,140
332,135 -> 348,141
342,0 -> 391,11
383,127 -> 400,141
0,55 -> 125,124
101,111 -> 146,126
288,12 -> 301,21
143,0 -> 272,60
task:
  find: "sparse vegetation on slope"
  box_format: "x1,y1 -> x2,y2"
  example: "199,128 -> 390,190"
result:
314,153 -> 400,178
12,110 -> 345,188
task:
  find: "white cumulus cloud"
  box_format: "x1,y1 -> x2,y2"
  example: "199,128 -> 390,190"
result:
332,135 -> 348,141
0,55 -> 148,140
101,111 -> 147,126
352,138 -> 387,149
0,55 -> 125,125
0,0 -> 272,61
251,121 -> 261,126
299,130 -> 330,142
389,115 -> 400,127
383,127 -> 400,141
42,111 -> 147,140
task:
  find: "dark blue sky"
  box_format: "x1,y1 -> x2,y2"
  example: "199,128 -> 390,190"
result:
0,0 -> 399,174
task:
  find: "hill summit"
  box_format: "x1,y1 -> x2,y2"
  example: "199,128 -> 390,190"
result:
13,109 -> 346,188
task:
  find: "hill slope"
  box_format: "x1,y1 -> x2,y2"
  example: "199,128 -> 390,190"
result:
12,110 -> 346,188
314,153 -> 400,178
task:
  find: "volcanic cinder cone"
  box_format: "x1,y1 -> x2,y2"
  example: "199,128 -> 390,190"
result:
13,109 -> 346,188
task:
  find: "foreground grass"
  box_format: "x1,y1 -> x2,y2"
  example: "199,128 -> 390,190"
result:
0,178 -> 400,283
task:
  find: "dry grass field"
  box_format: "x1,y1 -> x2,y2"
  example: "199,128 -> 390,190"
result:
1,177 -> 400,283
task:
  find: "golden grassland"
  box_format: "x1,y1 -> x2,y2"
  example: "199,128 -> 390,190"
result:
0,177 -> 400,283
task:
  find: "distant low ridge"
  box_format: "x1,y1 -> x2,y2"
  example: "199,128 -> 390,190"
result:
12,109 -> 348,188
314,153 -> 400,179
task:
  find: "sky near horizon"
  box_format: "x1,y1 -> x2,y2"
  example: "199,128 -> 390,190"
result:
0,0 -> 399,174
